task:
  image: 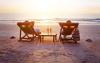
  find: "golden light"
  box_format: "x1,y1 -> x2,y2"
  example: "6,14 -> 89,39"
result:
35,0 -> 51,11
20,0 -> 82,19
23,0 -> 82,25
40,20 -> 51,25
36,16 -> 50,25
1,0 -> 99,19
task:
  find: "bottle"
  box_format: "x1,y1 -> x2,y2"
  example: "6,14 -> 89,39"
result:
49,27 -> 52,34
47,27 -> 49,34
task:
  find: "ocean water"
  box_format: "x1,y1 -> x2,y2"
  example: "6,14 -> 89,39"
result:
0,19 -> 100,34
0,12 -> 100,42
0,19 -> 100,38
0,20 -> 100,26
0,12 -> 100,27
0,13 -> 100,38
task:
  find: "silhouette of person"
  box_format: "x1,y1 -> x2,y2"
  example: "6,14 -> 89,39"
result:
24,20 -> 40,36
66,20 -> 72,23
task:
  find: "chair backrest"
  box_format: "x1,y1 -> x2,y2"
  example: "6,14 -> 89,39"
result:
17,21 -> 35,34
59,22 -> 79,35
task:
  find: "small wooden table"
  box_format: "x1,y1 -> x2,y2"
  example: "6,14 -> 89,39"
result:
40,33 -> 57,42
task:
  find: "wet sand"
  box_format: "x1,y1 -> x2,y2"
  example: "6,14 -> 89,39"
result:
0,23 -> 100,63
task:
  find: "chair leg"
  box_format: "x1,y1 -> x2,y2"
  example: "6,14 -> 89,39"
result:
59,36 -> 62,41
59,33 -> 62,41
19,29 -> 22,41
74,40 -> 77,43
73,39 -> 78,43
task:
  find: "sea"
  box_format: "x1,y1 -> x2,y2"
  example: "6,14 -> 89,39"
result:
0,14 -> 100,38
0,13 -> 100,25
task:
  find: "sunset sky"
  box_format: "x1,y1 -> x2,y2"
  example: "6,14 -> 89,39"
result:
0,0 -> 100,19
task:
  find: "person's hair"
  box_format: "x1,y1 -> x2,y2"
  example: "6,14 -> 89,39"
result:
31,21 -> 34,23
66,20 -> 71,23
25,20 -> 29,22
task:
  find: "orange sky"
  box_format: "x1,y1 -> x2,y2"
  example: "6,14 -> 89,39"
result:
0,0 -> 100,18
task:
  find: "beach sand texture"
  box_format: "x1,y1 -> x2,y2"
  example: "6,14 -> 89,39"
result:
0,22 -> 100,63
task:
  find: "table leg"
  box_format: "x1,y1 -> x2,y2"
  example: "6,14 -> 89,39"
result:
40,36 -> 44,42
53,35 -> 56,42
42,36 -> 44,42
55,35 -> 57,41
53,36 -> 55,42
40,36 -> 41,42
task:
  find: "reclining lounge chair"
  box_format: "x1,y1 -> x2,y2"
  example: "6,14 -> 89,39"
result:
17,21 -> 40,42
59,22 -> 80,43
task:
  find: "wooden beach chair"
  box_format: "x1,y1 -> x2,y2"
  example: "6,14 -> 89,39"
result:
59,22 -> 80,43
17,21 -> 40,42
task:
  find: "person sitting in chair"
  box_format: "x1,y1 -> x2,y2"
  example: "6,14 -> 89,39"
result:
62,20 -> 72,38
66,20 -> 80,41
59,19 -> 80,43
25,20 -> 41,36
62,20 -> 79,38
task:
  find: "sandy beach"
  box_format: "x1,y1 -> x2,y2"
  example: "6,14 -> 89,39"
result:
0,22 -> 100,63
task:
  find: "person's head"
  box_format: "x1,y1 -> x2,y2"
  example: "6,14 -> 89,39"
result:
66,20 -> 71,23
31,21 -> 34,26
25,20 -> 29,22
31,21 -> 34,24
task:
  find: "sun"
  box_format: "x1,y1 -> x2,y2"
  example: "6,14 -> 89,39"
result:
36,0 -> 50,11
20,0 -> 82,19
26,0 -> 52,13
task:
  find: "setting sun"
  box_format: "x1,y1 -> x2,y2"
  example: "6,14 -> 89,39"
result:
20,0 -> 83,19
